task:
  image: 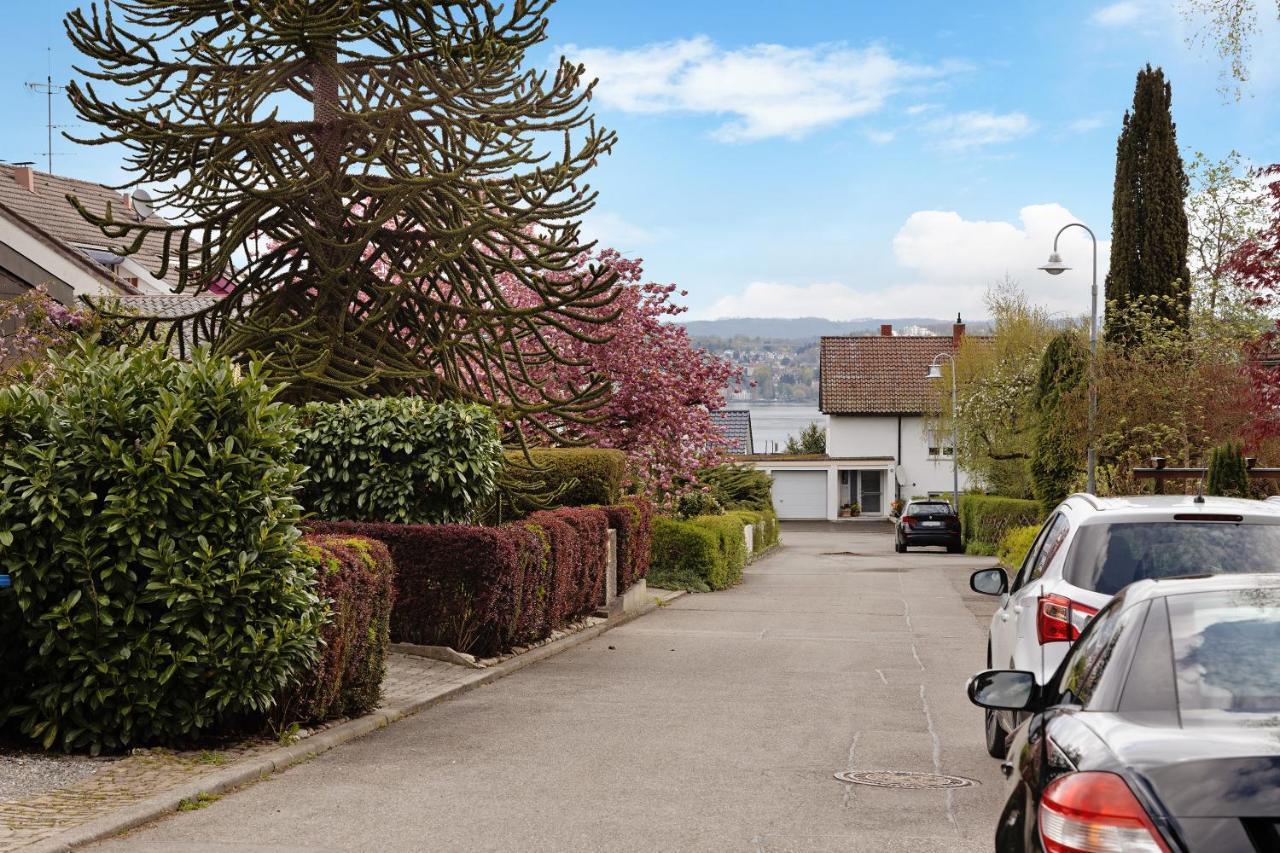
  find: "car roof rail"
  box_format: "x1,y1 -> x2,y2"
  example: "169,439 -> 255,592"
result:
1067,492 -> 1103,510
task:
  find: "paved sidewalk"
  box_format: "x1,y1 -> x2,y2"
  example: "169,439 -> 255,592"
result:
88,524 -> 1005,852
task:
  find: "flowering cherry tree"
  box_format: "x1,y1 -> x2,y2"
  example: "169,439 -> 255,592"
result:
0,289 -> 91,382
495,249 -> 741,500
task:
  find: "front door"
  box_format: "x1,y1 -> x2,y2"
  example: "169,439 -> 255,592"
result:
859,470 -> 882,515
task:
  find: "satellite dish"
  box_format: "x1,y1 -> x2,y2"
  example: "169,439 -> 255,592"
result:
131,189 -> 155,221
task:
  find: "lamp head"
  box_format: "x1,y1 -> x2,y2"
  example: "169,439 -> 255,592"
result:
925,363 -> 943,380
1039,252 -> 1070,276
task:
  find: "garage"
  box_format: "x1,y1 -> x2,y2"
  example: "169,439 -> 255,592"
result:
769,470 -> 828,520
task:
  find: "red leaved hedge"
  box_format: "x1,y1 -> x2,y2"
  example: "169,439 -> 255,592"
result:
278,535 -> 396,724
554,507 -> 609,615
308,521 -> 539,657
523,510 -> 580,630
600,499 -> 653,594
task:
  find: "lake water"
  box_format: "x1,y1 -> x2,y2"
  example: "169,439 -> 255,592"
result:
727,402 -> 826,454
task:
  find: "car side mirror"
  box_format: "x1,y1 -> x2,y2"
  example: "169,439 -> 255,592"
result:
969,567 -> 1008,596
967,670 -> 1039,712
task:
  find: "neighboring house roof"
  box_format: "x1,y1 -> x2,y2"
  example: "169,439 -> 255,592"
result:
711,409 -> 755,455
820,332 -> 991,415
111,294 -> 223,319
0,164 -> 180,295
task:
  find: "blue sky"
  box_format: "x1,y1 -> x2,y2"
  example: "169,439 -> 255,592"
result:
2,1 -> 1277,320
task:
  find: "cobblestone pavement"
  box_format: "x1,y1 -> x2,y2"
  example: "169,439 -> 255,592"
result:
0,654 -> 474,853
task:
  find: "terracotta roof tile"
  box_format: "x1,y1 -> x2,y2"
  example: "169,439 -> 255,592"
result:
820,335 -> 990,415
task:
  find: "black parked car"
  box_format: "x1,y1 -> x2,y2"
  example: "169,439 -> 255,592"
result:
968,573 -> 1280,853
895,500 -> 962,553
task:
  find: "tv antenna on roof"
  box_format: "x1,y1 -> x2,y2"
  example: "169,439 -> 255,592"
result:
25,48 -> 68,175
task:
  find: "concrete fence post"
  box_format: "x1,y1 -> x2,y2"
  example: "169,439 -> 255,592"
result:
743,524 -> 754,556
604,529 -> 617,609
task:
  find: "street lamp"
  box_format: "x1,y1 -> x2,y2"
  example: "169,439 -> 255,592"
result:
1039,222 -> 1098,495
926,352 -> 960,510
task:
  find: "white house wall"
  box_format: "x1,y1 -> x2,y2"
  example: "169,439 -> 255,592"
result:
0,209 -> 114,297
827,414 -> 971,501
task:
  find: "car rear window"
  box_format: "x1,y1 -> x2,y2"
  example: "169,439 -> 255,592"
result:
908,502 -> 952,514
1065,522 -> 1280,595
1168,590 -> 1280,720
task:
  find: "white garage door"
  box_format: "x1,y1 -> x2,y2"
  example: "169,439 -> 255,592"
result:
770,470 -> 828,520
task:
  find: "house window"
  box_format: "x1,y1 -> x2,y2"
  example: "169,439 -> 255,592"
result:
927,428 -> 954,460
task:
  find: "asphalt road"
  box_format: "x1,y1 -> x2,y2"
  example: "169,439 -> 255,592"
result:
94,522 -> 1006,853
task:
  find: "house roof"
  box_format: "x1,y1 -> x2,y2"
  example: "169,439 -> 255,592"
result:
0,165 -> 178,289
710,409 -> 754,455
820,334 -> 990,415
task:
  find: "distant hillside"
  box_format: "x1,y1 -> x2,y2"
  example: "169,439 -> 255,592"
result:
681,317 -> 990,340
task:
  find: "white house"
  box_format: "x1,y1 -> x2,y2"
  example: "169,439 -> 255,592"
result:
749,322 -> 979,520
0,164 -> 192,305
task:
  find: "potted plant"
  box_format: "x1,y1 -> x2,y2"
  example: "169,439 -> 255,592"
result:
850,502 -> 862,517
839,502 -> 852,518
890,498 -> 905,517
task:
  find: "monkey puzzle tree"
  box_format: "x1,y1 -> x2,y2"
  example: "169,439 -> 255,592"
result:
63,0 -> 619,424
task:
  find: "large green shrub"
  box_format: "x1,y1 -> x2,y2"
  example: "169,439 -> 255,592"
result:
960,495 -> 1044,556
701,463 -> 773,512
996,525 -> 1042,570
676,489 -> 723,519
1206,440 -> 1250,497
298,397 -> 502,524
1030,331 -> 1089,514
0,344 -> 324,753
648,517 -> 722,593
500,448 -> 627,511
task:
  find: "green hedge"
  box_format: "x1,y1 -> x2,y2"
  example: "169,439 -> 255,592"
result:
648,511 -> 768,592
0,344 -> 324,753
960,495 -> 1044,556
298,397 -> 502,525
503,448 -> 627,511
725,509 -> 780,552
996,524 -> 1042,571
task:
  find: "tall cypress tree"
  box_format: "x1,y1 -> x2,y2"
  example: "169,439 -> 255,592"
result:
63,1 -> 619,425
1104,65 -> 1192,343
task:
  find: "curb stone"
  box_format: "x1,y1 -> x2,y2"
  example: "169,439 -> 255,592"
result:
20,589 -> 687,853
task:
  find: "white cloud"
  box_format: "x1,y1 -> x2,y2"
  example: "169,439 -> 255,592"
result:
925,111 -> 1035,150
1091,1 -> 1144,27
905,102 -> 938,116
581,211 -> 663,248
865,129 -> 897,145
565,37 -> 946,142
1067,115 -> 1109,133
700,203 -> 1108,320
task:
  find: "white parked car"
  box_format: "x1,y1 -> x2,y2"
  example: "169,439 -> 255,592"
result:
968,493 -> 1280,758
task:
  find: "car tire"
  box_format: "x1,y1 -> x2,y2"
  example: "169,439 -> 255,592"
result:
895,539 -> 906,553
947,543 -> 963,554
985,642 -> 1009,759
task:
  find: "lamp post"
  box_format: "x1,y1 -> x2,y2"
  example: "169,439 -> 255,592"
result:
926,352 -> 960,510
1039,222 -> 1098,495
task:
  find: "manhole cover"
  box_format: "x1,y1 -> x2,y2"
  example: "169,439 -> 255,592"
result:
834,770 -> 976,789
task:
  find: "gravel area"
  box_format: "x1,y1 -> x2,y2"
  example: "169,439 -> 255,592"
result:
0,750 -> 106,803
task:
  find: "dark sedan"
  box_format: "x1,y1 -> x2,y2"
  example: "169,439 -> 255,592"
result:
895,499 -> 962,553
968,573 -> 1280,852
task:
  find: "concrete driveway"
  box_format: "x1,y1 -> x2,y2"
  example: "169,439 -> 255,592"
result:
93,522 -> 1006,852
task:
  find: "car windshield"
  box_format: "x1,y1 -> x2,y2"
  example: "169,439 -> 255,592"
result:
908,502 -> 952,515
1168,589 -> 1280,722
1065,522 -> 1280,595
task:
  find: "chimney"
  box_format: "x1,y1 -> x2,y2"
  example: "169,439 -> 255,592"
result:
952,312 -> 965,346
121,193 -> 134,213
13,165 -> 35,193
880,324 -> 893,337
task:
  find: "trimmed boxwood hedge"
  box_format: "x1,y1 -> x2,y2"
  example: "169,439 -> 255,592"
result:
725,509 -> 780,552
649,517 -> 724,593
960,495 -> 1044,556
278,535 -> 396,724
507,448 -> 627,508
308,521 -> 542,657
996,524 -> 1042,571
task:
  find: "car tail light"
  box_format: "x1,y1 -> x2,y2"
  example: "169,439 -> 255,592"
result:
1037,594 -> 1098,644
1040,772 -> 1170,853
901,515 -> 917,527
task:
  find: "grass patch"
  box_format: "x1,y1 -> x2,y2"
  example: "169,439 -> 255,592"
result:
177,792 -> 220,811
